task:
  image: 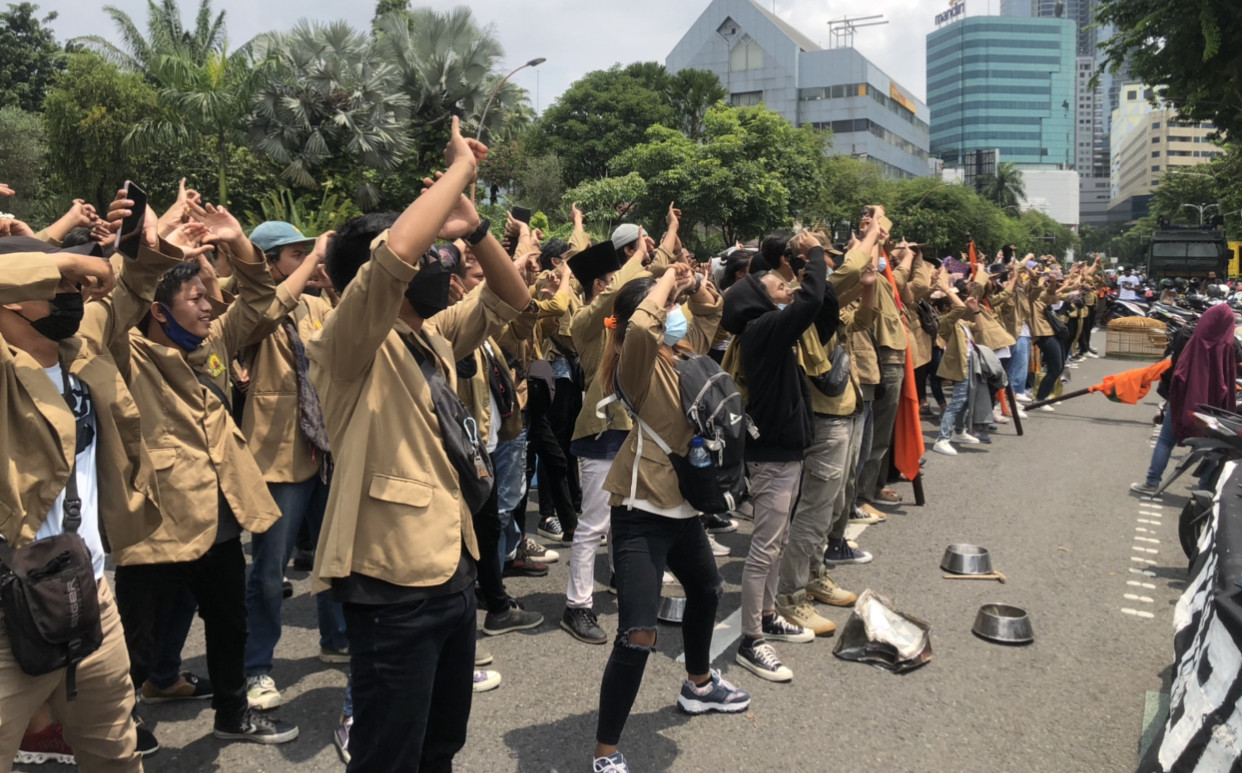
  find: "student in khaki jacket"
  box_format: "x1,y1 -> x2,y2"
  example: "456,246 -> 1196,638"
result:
590,264 -> 743,773
0,230 -> 184,771
109,199 -> 297,747
307,120 -> 531,773
931,270 -> 981,456
561,237 -> 648,646
236,222 -> 347,712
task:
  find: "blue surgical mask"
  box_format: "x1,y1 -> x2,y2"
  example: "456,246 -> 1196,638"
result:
663,305 -> 688,346
776,303 -> 788,311
878,257 -> 888,273
156,303 -> 205,351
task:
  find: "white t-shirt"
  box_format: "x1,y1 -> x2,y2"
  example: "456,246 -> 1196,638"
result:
1118,275 -> 1141,301
34,364 -> 104,580
483,342 -> 501,453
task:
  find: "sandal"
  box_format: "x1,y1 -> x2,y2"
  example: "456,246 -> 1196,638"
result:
873,488 -> 903,505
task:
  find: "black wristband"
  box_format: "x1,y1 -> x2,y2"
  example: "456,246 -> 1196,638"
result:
466,217 -> 491,246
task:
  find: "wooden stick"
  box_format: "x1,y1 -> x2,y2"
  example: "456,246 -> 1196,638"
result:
912,472 -> 926,507
1006,385 -> 1024,437
942,571 -> 1008,583
1026,387 -> 1092,410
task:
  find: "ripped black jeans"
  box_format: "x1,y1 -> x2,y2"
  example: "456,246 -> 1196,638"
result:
596,505 -> 722,746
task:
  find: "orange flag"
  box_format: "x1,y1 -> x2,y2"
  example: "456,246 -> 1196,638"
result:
968,240 -> 977,269
879,249 -> 924,481
1086,359 -> 1172,404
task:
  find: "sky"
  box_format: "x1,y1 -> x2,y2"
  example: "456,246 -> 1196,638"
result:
40,0 -> 956,110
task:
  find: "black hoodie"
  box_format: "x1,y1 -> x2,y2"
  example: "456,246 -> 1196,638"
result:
722,248 -> 834,462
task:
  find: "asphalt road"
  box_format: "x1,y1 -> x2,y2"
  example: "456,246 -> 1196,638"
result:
20,332 -> 1191,773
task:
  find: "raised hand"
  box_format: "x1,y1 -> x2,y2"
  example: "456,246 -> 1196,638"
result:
666,202 -> 681,231
0,183 -> 14,197
53,254 -> 116,300
421,173 -> 482,240
443,115 -> 488,170
188,199 -> 244,251
164,222 -> 214,260
571,202 -> 584,226
0,217 -> 35,238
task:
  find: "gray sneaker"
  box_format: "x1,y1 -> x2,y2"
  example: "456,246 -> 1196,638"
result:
482,601 -> 543,636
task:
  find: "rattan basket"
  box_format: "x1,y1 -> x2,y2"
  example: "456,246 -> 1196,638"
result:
1106,317 -> 1167,359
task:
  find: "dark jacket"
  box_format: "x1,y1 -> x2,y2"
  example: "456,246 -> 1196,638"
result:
722,248 -> 831,462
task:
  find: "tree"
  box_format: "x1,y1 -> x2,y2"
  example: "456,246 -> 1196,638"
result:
1148,167 -> 1220,225
666,69 -> 726,141
978,161 -> 1025,209
0,3 -> 63,112
516,154 -> 565,216
0,107 -> 49,220
42,53 -> 161,206
530,65 -> 677,187
562,172 -> 647,235
73,0 -> 229,78
249,20 -> 411,210
1096,0 -> 1242,140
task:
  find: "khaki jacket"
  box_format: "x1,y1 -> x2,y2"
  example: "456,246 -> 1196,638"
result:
1027,284 -> 1059,338
844,303 -> 881,387
241,291 -> 334,484
115,243 -> 282,566
307,236 -> 519,594
992,288 -> 1020,338
936,307 -> 972,382
896,259 -> 935,369
873,271 -> 908,353
0,245 -> 178,552
973,301 -> 1016,351
456,331 -> 524,445
570,255 -> 649,441
604,292 -> 723,508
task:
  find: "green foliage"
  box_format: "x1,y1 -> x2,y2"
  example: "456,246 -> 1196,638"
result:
0,107 -> 49,220
1096,0 -> 1242,140
242,187 -> 361,234
977,162 -> 1026,210
529,211 -> 550,233
517,155 -> 565,217
0,3 -> 63,113
73,0 -> 230,76
562,173 -> 648,233
666,69 -> 727,140
530,65 -> 677,187
42,53 -> 161,206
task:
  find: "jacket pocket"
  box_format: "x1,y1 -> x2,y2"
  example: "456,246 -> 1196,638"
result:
148,448 -> 179,471
367,474 -> 434,509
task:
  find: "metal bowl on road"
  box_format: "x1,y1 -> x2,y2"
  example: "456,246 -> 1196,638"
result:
940,544 -> 993,575
657,594 -> 685,624
972,604 -> 1034,645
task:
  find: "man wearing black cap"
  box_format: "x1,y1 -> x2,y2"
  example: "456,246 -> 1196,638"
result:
561,239 -> 648,645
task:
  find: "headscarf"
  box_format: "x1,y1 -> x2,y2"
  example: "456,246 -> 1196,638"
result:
1170,303 -> 1237,441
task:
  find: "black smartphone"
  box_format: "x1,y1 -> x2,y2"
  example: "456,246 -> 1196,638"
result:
512,206 -> 532,225
115,181 -> 147,260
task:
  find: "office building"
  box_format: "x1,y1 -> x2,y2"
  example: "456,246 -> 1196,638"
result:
1000,0 -> 1098,57
666,0 -> 930,179
926,16 -> 1076,169
1110,88 -> 1221,222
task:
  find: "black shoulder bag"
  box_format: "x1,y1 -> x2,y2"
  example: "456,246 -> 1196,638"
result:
402,334 -> 494,514
0,363 -> 102,700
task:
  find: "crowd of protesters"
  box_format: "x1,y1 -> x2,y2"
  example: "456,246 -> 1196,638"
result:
0,116 -> 1116,773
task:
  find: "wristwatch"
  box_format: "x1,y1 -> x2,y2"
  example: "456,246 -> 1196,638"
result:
466,217 -> 491,246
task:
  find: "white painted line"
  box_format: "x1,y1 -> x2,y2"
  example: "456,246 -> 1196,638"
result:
1132,546 -> 1159,554
843,522 -> 868,541
1139,502 -> 1165,510
1122,608 -> 1155,619
1129,568 -> 1156,577
1130,557 -> 1157,565
1135,527 -> 1150,533
1135,537 -> 1160,544
1137,519 -> 1160,525
676,607 -> 742,665
1124,593 -> 1154,603
1127,580 -> 1156,589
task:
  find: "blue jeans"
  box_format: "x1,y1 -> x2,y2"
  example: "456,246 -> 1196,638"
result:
939,380 -> 970,441
1145,408 -> 1177,488
244,476 -> 347,677
1007,336 -> 1031,396
493,430 -> 528,564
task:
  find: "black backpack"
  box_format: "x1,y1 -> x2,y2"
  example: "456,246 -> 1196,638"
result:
602,352 -> 755,515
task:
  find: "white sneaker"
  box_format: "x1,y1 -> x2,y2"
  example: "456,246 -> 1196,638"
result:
1016,408 -> 1029,419
1015,393 -> 1032,403
992,407 -> 1010,424
932,439 -> 958,456
472,669 -> 502,693
663,571 -> 679,586
246,675 -> 283,710
707,534 -> 730,557
1037,404 -> 1055,413
951,430 -> 981,445
1087,351 -> 1099,359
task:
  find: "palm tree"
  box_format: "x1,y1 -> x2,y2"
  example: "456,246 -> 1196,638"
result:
249,20 -> 411,210
72,0 -> 229,78
979,161 -> 1026,210
373,8 -> 531,162
667,69 -> 727,141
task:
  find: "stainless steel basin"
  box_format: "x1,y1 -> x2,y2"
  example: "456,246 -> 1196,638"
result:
940,544 -> 993,575
971,603 -> 1034,645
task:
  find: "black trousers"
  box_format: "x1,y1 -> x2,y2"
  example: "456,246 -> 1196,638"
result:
525,378 -> 579,537
596,506 -> 721,746
471,488 -> 511,614
343,588 -> 476,773
114,537 -> 248,723
549,376 -> 582,512
1078,305 -> 1096,355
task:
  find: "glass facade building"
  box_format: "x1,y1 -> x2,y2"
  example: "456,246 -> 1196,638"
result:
927,17 -> 1076,169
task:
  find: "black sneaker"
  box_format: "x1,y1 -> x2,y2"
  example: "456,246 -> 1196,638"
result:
281,578 -> 293,599
701,513 -> 737,534
735,638 -> 792,682
537,516 -> 563,540
761,613 -> 814,643
291,548 -> 314,572
213,709 -> 300,744
824,538 -> 873,565
482,600 -> 544,636
561,607 -> 608,644
134,718 -> 160,757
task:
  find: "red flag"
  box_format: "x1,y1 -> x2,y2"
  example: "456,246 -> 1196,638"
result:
968,240 -> 977,269
1086,360 -> 1172,404
892,320 -> 924,482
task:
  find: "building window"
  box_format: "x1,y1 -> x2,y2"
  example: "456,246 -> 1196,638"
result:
730,36 -> 764,72
1151,165 -> 1161,172
730,90 -> 763,107
1127,90 -> 1137,100
1152,122 -> 1161,129
1152,151 -> 1160,157
1151,137 -> 1160,143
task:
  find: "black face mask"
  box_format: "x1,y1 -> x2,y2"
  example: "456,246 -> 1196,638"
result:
21,292 -> 84,341
404,260 -> 454,320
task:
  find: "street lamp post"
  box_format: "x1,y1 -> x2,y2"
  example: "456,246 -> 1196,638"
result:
473,57 -> 546,203
1182,202 -> 1220,225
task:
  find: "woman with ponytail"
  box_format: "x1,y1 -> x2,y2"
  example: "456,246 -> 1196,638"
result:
591,262 -> 746,773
